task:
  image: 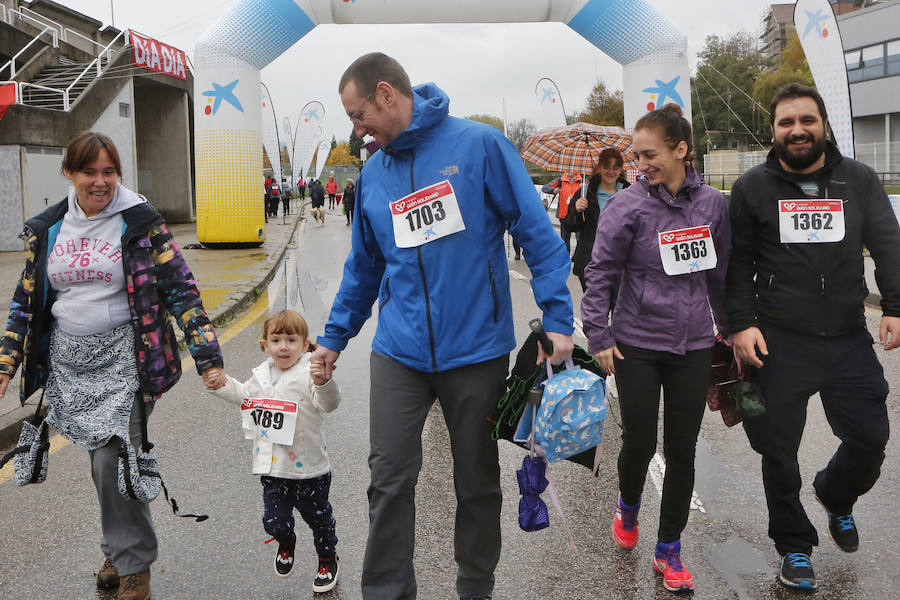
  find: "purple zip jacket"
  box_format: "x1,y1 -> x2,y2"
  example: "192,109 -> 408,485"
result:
581,166 -> 730,355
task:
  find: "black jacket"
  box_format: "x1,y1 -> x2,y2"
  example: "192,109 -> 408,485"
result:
563,175 -> 628,280
726,143 -> 900,337
309,182 -> 325,208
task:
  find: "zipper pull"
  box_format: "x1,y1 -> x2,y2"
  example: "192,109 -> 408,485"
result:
768,274 -> 775,287
820,274 -> 826,295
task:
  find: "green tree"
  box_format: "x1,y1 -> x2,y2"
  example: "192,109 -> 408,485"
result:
691,32 -> 770,166
348,129 -> 363,160
574,81 -> 624,126
465,113 -> 504,132
507,118 -> 536,152
752,30 -> 815,121
330,135 -> 337,151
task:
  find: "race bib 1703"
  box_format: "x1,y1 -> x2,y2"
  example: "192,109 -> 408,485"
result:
390,180 -> 466,248
241,398 -> 297,446
658,225 -> 718,276
778,199 -> 845,243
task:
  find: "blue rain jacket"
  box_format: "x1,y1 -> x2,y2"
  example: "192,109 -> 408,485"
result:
317,83 -> 573,372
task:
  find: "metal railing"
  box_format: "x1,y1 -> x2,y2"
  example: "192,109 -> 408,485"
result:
63,29 -> 129,110
19,6 -> 107,55
8,9 -> 59,46
0,26 -> 59,79
1,80 -> 18,104
18,80 -> 64,106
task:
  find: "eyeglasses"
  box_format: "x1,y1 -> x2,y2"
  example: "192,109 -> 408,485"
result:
347,93 -> 374,124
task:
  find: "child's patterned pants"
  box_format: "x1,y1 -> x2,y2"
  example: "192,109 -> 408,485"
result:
261,473 -> 337,558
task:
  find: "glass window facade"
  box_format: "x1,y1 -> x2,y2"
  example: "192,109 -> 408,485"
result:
846,39 -> 900,82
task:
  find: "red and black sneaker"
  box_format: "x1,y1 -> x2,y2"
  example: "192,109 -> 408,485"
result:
274,537 -> 296,578
313,555 -> 339,593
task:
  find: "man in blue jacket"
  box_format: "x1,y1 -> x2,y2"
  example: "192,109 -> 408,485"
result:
310,53 -> 574,600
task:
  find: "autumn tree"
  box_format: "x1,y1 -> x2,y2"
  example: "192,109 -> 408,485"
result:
507,118 -> 536,152
348,129 -> 363,160
574,81 -> 624,126
752,30 -> 815,120
465,113 -> 504,132
325,143 -> 360,166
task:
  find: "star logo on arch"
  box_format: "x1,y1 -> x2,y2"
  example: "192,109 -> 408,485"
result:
540,87 -> 557,104
642,76 -> 683,110
201,79 -> 244,115
303,107 -> 322,122
802,8 -> 830,39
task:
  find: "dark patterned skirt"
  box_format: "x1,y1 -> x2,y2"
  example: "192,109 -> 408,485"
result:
44,322 -> 140,451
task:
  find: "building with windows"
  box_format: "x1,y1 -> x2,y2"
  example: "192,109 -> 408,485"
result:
840,0 -> 900,176
760,1 -> 858,60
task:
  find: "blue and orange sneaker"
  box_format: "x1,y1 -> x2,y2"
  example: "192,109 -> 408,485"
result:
612,494 -> 640,550
653,540 -> 694,592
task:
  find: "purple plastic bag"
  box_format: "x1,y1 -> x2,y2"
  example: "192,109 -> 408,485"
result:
516,456 -> 550,532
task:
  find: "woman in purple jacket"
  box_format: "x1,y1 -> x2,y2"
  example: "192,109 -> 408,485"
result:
581,104 -> 730,593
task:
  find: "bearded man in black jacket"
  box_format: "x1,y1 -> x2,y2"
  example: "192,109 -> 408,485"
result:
726,83 -> 900,591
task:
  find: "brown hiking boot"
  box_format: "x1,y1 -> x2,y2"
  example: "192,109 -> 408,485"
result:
96,557 -> 119,589
117,569 -> 151,600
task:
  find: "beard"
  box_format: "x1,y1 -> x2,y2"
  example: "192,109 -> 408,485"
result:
774,132 -> 827,171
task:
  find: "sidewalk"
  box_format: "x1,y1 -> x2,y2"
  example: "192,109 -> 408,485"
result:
0,202 -> 308,449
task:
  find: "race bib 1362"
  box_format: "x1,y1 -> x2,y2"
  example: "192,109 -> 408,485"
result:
778,199 -> 845,243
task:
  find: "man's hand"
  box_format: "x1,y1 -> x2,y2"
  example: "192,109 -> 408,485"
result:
575,197 -> 588,212
734,326 -> 768,367
202,367 -> 225,390
593,345 -> 624,375
879,316 -> 900,351
536,332 -> 574,365
0,372 -> 10,398
310,345 -> 340,382
310,359 -> 329,386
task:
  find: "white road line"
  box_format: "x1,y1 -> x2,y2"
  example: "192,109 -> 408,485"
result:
649,452 -> 706,513
573,317 -> 586,340
508,269 -> 529,281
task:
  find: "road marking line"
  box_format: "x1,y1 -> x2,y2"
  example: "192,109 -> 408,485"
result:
573,317 -> 586,340
508,269 -> 530,281
648,452 -> 706,513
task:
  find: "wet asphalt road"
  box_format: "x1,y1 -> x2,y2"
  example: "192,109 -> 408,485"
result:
1,206 -> 899,599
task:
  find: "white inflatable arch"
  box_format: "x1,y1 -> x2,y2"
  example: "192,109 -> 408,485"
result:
194,0 -> 690,245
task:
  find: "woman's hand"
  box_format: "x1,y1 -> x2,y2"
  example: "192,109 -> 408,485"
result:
202,367 -> 225,390
593,345 -> 623,375
0,372 -> 10,398
575,197 -> 588,212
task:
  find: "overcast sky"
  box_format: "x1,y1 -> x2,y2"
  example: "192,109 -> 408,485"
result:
59,0 -> 775,145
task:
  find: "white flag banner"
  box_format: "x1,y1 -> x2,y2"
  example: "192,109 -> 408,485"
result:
794,0 -> 854,158
283,116 -> 293,184
534,78 -> 567,130
314,138 -> 332,181
260,84 -> 283,186
296,101 -> 325,181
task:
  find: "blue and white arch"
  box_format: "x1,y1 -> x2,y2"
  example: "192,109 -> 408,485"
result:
194,0 -> 689,244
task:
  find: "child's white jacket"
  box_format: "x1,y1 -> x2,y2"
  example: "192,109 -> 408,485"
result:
212,353 -> 341,479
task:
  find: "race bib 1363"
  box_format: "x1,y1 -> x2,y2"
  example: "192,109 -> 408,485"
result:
658,225 -> 718,276
241,398 -> 297,446
390,180 -> 466,248
778,199 -> 845,243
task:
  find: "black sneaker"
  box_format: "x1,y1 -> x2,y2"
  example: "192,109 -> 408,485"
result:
778,552 -> 817,590
816,494 -> 859,552
313,556 -> 339,593
274,538 -> 295,578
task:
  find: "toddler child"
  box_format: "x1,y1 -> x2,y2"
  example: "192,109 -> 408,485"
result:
206,310 -> 341,593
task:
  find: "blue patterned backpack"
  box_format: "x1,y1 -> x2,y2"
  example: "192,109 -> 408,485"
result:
517,359 -> 607,463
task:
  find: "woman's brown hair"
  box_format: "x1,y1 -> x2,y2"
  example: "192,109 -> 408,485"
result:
633,103 -> 696,163
62,131 -> 123,176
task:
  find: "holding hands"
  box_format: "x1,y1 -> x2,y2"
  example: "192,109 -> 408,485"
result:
203,367 -> 225,390
310,359 -> 330,386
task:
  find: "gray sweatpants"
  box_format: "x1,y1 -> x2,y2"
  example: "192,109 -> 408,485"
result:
89,399 -> 158,576
362,351 -> 508,600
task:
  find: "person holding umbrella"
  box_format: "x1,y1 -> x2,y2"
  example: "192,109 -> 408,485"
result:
581,104 -> 730,593
563,147 -> 629,292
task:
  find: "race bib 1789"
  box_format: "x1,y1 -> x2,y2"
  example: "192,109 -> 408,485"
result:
658,225 -> 718,276
390,180 -> 466,248
778,199 -> 845,243
241,397 -> 297,446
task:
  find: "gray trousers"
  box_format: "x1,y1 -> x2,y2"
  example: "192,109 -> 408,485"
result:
362,352 -> 508,600
89,399 -> 158,576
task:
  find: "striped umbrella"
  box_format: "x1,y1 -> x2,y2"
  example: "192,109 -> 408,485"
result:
521,122 -> 636,173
